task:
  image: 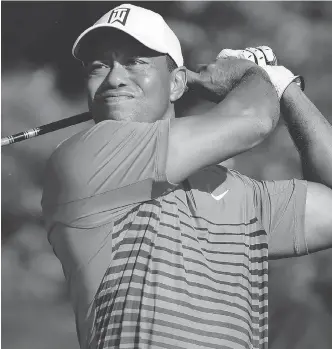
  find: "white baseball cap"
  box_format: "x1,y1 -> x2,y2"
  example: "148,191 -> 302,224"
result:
72,3 -> 183,67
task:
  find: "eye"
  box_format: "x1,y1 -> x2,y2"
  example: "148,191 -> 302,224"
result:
125,57 -> 148,67
86,62 -> 110,75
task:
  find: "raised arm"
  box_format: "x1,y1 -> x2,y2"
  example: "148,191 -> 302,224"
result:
166,57 -> 279,184
281,83 -> 332,253
212,47 -> 332,257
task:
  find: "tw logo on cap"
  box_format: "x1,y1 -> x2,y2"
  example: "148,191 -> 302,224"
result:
107,7 -> 131,26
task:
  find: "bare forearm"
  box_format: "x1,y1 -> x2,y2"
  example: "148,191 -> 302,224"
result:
200,66 -> 280,158
191,60 -> 280,143
281,83 -> 332,188
168,63 -> 279,184
214,65 -> 280,135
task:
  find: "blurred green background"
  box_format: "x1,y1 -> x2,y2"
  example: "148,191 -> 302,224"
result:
2,2 -> 332,349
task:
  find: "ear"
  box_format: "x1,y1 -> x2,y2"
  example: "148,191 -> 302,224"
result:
170,66 -> 187,102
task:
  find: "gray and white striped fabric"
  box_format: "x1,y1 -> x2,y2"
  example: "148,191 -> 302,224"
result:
94,178 -> 268,349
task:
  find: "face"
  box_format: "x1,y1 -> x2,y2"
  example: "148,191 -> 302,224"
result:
81,30 -> 175,123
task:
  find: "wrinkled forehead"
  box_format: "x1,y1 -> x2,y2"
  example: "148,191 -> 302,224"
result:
79,28 -> 162,62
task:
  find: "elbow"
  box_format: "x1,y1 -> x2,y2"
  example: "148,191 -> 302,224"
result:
252,118 -> 274,146
247,103 -> 279,147
241,70 -> 280,138
261,107 -> 279,136
257,88 -> 280,137
251,69 -> 280,135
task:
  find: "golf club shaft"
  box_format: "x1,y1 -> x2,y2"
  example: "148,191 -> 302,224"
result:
1,112 -> 92,146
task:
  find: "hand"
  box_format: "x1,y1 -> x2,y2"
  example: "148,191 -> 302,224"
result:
218,46 -> 305,99
186,56 -> 258,103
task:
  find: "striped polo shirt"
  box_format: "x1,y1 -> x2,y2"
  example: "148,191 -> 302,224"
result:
42,119 -> 308,349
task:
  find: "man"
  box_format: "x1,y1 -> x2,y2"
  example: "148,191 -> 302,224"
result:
41,4 -> 332,349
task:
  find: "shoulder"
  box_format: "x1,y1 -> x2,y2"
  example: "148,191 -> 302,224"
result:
43,121 -> 134,199
42,119 -> 170,206
53,119 -> 167,150
51,121 -> 128,157
49,120 -> 162,166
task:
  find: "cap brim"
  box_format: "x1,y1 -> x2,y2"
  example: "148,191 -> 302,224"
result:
72,23 -> 168,61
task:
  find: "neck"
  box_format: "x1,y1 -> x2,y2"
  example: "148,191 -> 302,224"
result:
161,105 -> 176,121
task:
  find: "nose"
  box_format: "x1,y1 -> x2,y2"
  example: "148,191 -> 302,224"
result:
103,61 -> 128,89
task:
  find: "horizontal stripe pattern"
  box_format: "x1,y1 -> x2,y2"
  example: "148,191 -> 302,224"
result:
94,188 -> 268,349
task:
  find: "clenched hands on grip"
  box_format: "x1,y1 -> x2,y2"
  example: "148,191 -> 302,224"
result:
185,57 -> 260,103
184,45 -> 302,103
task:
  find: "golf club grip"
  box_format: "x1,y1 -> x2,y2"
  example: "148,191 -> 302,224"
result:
1,112 -> 92,146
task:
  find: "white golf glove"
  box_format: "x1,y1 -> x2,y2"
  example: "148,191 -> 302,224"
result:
217,46 -> 304,99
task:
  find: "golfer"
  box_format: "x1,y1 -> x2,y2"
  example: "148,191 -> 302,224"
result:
42,4 -> 332,349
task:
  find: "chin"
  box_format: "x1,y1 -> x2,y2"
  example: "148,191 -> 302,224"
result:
91,103 -> 167,124
92,105 -> 136,123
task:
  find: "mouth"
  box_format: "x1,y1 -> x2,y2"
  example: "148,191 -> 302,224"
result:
95,91 -> 135,103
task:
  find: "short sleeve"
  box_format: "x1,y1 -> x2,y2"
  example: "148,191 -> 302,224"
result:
41,119 -> 174,229
249,178 -> 309,257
